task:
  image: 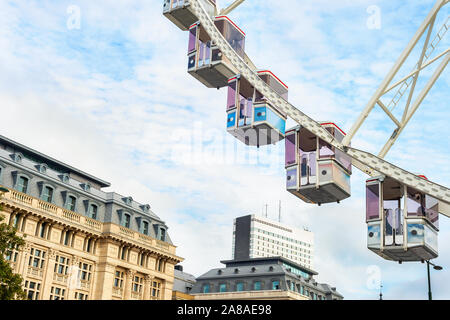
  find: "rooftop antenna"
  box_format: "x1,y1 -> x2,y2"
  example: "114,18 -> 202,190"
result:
278,200 -> 281,223
265,204 -> 268,218
379,284 -> 383,300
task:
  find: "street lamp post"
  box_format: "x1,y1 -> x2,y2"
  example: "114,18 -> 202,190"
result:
426,260 -> 443,301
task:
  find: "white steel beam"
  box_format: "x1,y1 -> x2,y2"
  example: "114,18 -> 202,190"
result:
376,100 -> 401,128
220,0 -> 246,16
440,201 -> 450,218
400,15 -> 436,123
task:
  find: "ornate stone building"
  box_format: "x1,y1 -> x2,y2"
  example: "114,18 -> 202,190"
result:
191,257 -> 343,300
0,134 -> 183,300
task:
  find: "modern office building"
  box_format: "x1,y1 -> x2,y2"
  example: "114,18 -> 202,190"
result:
191,256 -> 343,300
232,214 -> 314,269
0,134 -> 183,300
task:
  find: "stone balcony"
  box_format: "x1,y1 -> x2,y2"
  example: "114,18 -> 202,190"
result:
1,187 -> 177,256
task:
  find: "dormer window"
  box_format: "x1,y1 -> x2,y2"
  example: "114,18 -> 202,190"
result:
123,197 -> 133,206
80,183 -> 91,192
11,153 -> 23,163
217,270 -> 222,275
140,204 -> 151,213
36,164 -> 48,174
60,174 -> 70,184
234,268 -> 239,274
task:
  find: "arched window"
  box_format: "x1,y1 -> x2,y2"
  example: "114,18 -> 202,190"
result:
17,176 -> 29,194
42,186 -> 53,203
88,204 -> 98,220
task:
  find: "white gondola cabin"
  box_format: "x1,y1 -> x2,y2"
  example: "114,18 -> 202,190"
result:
188,16 -> 245,89
163,0 -> 217,31
366,175 -> 439,262
226,70 -> 288,147
285,123 -> 352,205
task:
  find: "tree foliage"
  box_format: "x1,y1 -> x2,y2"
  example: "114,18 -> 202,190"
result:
0,200 -> 27,300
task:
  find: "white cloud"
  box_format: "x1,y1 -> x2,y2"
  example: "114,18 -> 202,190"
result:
0,0 -> 448,300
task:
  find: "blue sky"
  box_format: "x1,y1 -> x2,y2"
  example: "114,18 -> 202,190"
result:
0,0 -> 449,299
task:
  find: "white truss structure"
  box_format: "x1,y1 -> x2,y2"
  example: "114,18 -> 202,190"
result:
342,0 -> 449,160
184,0 -> 450,216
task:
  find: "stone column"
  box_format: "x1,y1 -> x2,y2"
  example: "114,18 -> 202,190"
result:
45,222 -> 53,240
162,279 -> 173,300
8,210 -> 17,227
124,270 -> 134,300
143,275 -> 154,300
15,212 -> 23,229
20,214 -> 28,233
67,256 -> 80,300
70,231 -> 77,248
35,220 -> 41,237
18,242 -> 32,277
42,249 -> 57,299
93,239 -> 98,255
93,262 -> 116,300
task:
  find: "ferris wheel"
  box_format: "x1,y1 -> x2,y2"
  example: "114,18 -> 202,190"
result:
162,0 -> 449,263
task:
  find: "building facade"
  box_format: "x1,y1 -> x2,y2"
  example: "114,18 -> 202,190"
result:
232,215 -> 314,269
191,257 -> 343,300
172,265 -> 196,300
0,135 -> 183,300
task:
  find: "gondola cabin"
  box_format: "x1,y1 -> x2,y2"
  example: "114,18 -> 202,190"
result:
366,175 -> 439,262
285,123 -> 352,205
226,70 -> 288,146
163,0 -> 217,31
188,16 -> 245,88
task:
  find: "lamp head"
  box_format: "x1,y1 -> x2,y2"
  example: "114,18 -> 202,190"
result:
0,187 -> 9,193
